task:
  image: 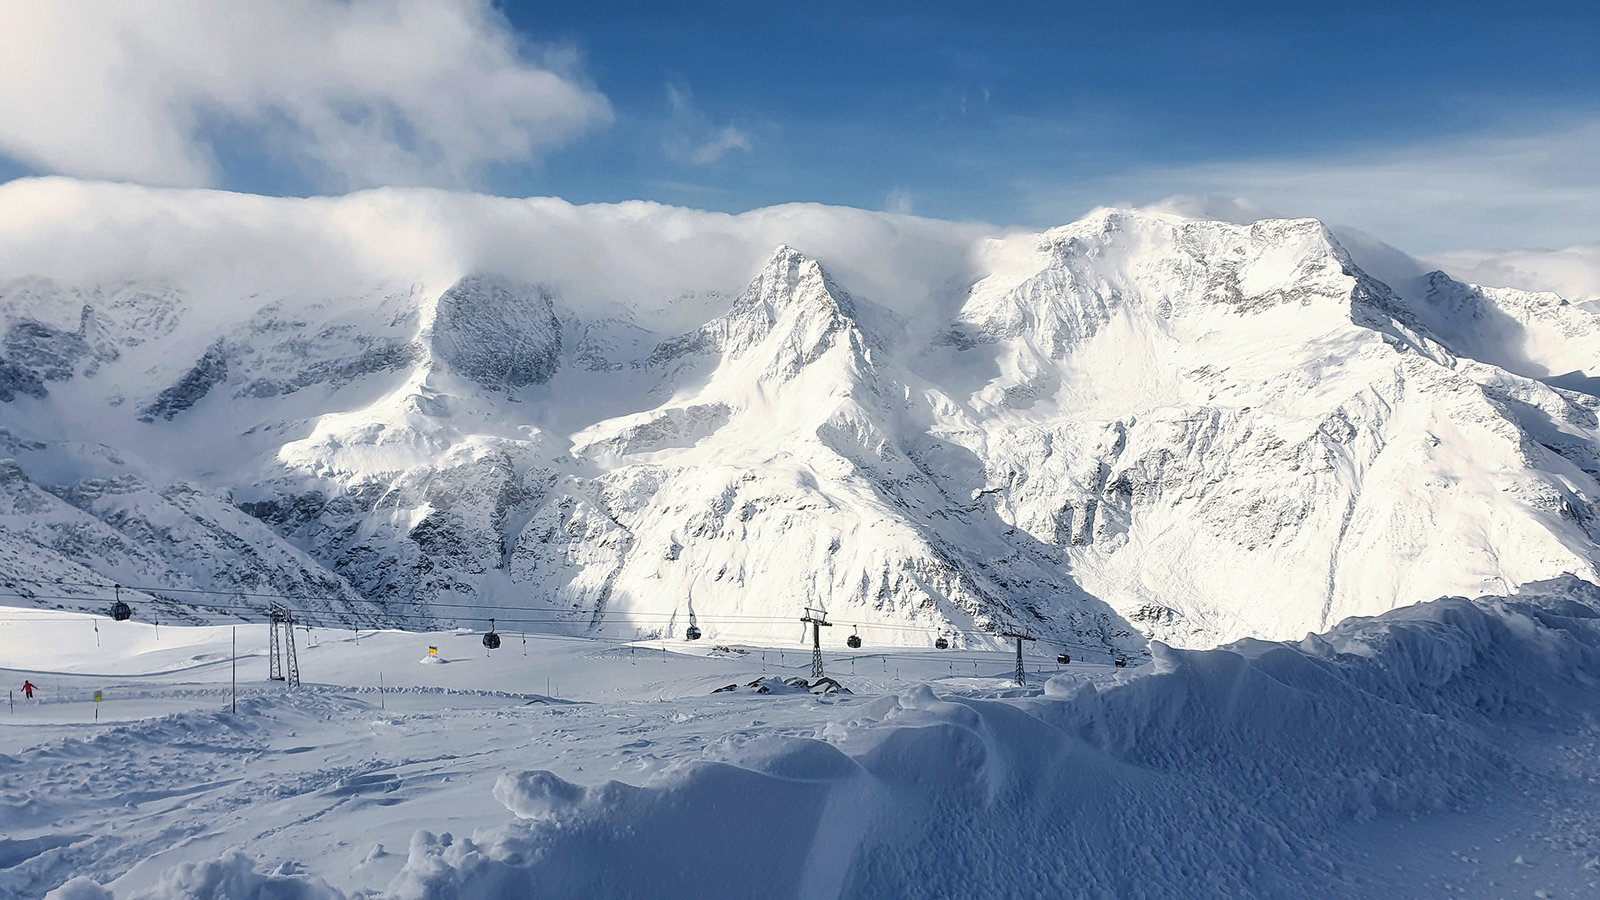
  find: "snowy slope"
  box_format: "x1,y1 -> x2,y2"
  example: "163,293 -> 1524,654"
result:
7,578 -> 1600,897
0,179 -> 1597,652
939,211 -> 1600,645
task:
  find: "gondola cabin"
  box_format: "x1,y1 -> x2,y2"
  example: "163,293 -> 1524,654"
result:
1057,652 -> 1070,664
934,636 -> 949,650
110,600 -> 132,621
685,624 -> 702,640
483,618 -> 501,650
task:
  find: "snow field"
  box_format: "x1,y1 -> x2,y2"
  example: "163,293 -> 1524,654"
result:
8,578 -> 1600,897
0,608 -> 1104,897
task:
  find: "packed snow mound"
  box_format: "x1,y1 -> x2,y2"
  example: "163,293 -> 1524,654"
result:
76,851 -> 343,900
376,578 -> 1600,898
0,180 -> 1597,650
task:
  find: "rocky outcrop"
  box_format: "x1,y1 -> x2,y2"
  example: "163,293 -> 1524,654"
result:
0,305 -> 121,401
430,275 -> 561,389
139,339 -> 228,421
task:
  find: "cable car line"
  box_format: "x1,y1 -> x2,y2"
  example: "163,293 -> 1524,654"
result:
0,577 -> 1143,662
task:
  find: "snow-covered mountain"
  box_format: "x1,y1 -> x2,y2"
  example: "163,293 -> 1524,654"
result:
1,179 -> 1597,651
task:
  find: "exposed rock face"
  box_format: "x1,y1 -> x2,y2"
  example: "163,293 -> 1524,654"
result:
2,205 -> 1598,653
430,275 -> 561,389
140,339 -> 228,421
0,441 -> 375,623
0,359 -> 45,402
0,304 -> 121,402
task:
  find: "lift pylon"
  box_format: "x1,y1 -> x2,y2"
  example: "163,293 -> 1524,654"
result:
800,607 -> 832,679
1001,631 -> 1036,686
268,602 -> 301,688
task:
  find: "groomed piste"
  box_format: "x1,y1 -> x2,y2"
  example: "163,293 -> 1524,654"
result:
4,576 -> 1600,897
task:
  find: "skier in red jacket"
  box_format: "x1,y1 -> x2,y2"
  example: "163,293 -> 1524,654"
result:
22,680 -> 36,699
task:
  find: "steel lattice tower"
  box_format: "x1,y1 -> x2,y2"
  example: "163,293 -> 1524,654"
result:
268,603 -> 301,688
800,608 -> 832,679
269,608 -> 282,681
1002,631 -> 1036,686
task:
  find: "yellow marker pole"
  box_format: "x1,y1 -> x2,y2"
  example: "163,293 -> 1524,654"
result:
93,689 -> 103,722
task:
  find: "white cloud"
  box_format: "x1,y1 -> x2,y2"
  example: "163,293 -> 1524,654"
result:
1428,243 -> 1600,301
0,0 -> 612,189
685,127 -> 756,166
0,179 -> 994,330
1140,195 -> 1278,226
663,84 -> 754,166
1031,117 -> 1600,256
884,190 -> 916,215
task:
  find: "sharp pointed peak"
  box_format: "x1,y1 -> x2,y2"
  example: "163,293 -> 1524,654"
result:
762,243 -> 819,269
745,244 -> 848,305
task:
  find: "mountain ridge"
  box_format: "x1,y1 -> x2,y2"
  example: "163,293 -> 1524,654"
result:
0,183 -> 1596,652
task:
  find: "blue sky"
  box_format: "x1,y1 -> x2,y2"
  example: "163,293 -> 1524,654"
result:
0,0 -> 1595,252
506,1 -> 1597,220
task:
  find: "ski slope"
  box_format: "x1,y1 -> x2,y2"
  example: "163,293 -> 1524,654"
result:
8,577 -> 1600,898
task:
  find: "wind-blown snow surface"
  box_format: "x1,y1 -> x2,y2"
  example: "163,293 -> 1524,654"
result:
8,577 -> 1600,897
1,178 -> 1599,650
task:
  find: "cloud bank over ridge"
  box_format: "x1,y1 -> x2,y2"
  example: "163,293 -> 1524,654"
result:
0,178 -> 995,327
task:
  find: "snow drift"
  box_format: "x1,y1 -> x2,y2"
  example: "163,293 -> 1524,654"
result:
379,577 -> 1600,898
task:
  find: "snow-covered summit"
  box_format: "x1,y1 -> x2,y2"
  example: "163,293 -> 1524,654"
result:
0,179 -> 1596,650
657,244 -> 867,383
964,209 -> 1420,353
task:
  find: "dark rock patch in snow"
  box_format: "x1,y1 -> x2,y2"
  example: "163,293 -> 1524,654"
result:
139,339 -> 228,421
430,275 -> 560,389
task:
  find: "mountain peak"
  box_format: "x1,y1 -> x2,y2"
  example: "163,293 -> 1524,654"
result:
752,245 -> 842,302
2,187 -> 1598,657
642,245 -> 867,385
680,246 -> 863,379
959,207 -> 1372,360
